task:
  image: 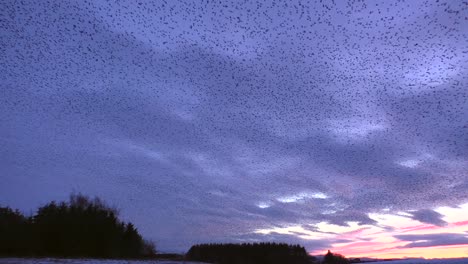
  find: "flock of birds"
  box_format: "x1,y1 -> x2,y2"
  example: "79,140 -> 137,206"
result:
1,0 -> 467,250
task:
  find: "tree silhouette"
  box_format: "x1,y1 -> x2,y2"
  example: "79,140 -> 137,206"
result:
0,207 -> 32,256
187,242 -> 314,264
0,194 -> 155,258
323,250 -> 350,264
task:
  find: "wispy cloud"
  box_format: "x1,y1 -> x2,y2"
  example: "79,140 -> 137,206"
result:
395,233 -> 468,248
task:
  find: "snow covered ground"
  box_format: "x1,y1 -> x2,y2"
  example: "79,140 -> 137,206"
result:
0,259 -> 208,264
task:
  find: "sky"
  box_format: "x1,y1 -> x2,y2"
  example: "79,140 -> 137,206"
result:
1,0 -> 468,259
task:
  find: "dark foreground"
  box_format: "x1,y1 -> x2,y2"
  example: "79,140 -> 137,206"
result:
0,259 -> 208,264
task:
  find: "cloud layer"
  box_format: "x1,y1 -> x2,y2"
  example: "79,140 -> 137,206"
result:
396,233 -> 468,249
1,0 -> 467,255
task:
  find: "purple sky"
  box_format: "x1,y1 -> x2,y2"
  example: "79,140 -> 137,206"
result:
1,0 -> 467,256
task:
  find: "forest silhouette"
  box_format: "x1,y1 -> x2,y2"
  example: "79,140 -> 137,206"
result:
0,194 -> 354,263
187,242 -> 317,264
0,194 -> 155,258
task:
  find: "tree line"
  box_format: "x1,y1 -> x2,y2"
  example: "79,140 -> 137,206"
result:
186,242 -> 316,264
0,194 -> 155,259
1,194 -> 355,263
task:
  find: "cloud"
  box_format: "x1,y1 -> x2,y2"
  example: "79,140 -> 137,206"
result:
407,209 -> 448,227
395,233 -> 468,248
277,191 -> 328,203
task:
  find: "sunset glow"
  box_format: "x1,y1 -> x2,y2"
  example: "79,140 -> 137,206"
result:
255,204 -> 468,258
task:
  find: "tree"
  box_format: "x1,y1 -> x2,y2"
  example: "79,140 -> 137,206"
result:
323,250 -> 349,264
187,242 -> 312,264
0,194 -> 156,259
0,207 -> 31,256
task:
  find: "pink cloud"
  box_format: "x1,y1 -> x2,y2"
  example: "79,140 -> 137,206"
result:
399,219 -> 468,233
453,220 -> 468,227
329,241 -> 404,256
340,227 -> 370,238
311,219 -> 468,258
400,224 -> 441,232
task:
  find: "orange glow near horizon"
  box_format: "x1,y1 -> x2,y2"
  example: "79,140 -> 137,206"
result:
344,244 -> 468,259
312,240 -> 468,259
